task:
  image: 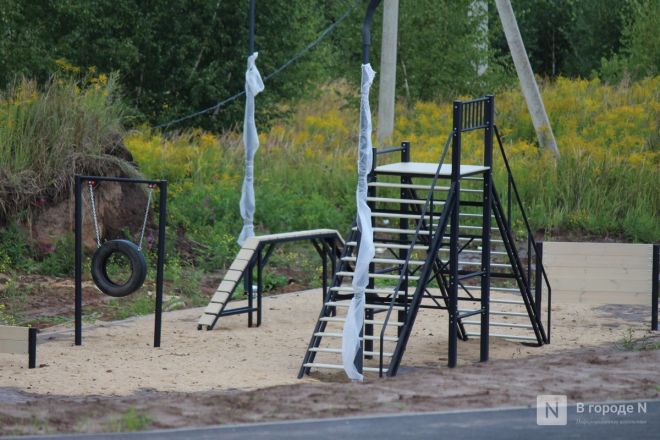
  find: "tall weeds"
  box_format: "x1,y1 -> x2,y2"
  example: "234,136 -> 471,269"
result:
0,74 -> 135,221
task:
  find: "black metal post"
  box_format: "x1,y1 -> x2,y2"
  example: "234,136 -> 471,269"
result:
74,176 -> 83,346
321,240 -> 328,306
28,328 -> 37,369
398,141 -> 410,335
362,0 -> 382,64
257,247 -> 263,327
448,101 -> 462,368
535,242 -> 543,319
154,181 -> 167,348
364,146 -> 377,358
248,0 -> 256,56
480,96 -> 494,363
653,244 -> 659,331
247,260 -> 254,328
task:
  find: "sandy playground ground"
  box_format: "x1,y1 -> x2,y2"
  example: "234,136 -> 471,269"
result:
1,288 -> 657,396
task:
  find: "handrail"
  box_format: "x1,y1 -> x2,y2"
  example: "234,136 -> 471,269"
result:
378,132 -> 454,376
494,125 -> 551,343
362,0 -> 382,64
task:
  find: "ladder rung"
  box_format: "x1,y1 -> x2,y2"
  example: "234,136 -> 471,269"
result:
308,347 -> 394,357
325,301 -> 406,311
347,241 -> 430,251
490,298 -> 525,305
320,317 -> 404,326
367,197 -> 440,206
342,256 -> 425,265
443,225 -> 500,231
303,363 -> 388,373
458,261 -> 512,268
459,309 -> 528,317
463,286 -> 520,293
463,320 -> 534,329
466,332 -> 537,342
352,226 -> 431,236
313,332 -> 398,342
372,212 -> 439,220
442,237 -> 505,244
368,182 -> 483,194
336,271 -> 421,281
330,286 -> 406,295
438,248 -> 509,256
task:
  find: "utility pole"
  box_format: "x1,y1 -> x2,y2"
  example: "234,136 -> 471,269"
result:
377,0 -> 399,146
495,0 -> 560,159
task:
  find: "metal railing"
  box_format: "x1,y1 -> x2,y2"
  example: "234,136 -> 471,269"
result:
494,125 -> 551,343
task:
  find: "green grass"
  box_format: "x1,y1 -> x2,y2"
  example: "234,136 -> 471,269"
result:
107,408 -> 151,432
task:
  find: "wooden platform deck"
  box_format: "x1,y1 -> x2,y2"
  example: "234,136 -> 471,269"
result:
374,162 -> 489,178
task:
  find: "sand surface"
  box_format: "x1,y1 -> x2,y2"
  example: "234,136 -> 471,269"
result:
1,289 -> 654,396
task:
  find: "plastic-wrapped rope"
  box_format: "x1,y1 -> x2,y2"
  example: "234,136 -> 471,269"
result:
342,63 -> 376,381
238,53 -> 265,246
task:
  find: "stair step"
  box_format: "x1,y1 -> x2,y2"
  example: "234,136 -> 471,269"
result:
336,271 -> 421,281
367,197 -> 440,206
346,241 -> 429,251
303,363 -> 387,374
459,309 -> 528,317
352,226 -> 431,236
342,256 -> 425,265
466,332 -> 537,342
438,248 -> 509,256
325,301 -> 406,311
463,320 -> 534,329
490,298 -> 525,305
368,181 -> 483,193
308,347 -> 394,357
463,286 -> 520,293
330,286 -> 407,295
320,317 -> 404,326
314,332 -> 399,342
371,212 -> 440,220
457,261 -> 512,268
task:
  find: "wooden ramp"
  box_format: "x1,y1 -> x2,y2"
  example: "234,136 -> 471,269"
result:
544,242 -> 656,305
198,229 -> 344,330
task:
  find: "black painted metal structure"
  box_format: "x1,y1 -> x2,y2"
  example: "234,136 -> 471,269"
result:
74,175 -> 167,347
299,94 -> 552,378
653,244 -> 659,331
200,231 -> 343,330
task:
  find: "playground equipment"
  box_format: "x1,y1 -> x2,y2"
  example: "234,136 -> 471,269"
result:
198,229 -> 343,330
298,94 -> 552,377
74,175 -> 167,347
0,325 -> 37,368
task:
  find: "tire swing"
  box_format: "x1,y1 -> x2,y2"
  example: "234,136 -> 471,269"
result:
87,180 -> 153,298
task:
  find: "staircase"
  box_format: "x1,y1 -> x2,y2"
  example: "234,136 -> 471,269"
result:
299,95 -> 551,378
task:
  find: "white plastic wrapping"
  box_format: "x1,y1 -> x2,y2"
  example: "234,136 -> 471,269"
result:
342,64 -> 376,381
238,52 -> 265,246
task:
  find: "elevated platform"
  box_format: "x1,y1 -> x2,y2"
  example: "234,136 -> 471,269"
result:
374,162 -> 489,178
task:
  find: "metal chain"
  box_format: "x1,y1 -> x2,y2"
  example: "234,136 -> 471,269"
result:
137,187 -> 153,251
87,181 -> 102,248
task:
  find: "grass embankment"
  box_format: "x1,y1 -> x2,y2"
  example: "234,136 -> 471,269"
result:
0,76 -> 658,326
129,76 -> 659,265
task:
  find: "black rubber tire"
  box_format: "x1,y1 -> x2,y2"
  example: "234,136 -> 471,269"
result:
91,239 -> 147,297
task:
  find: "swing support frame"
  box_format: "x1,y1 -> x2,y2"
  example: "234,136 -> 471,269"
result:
74,175 -> 168,347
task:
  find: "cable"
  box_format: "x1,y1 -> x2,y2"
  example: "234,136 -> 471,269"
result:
155,2 -> 357,129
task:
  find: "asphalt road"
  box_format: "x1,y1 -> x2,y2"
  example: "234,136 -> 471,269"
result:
6,399 -> 659,440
